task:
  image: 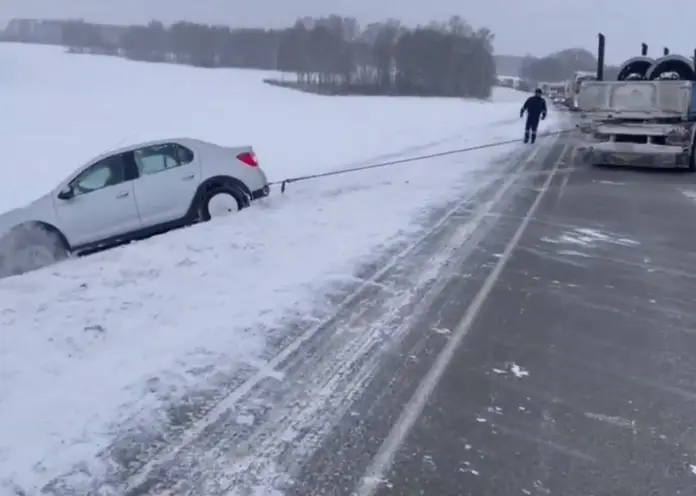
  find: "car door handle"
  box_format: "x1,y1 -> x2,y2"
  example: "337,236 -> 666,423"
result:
116,191 -> 129,198
182,174 -> 195,180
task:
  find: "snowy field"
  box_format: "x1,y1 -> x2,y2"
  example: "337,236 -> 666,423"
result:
0,43 -> 562,494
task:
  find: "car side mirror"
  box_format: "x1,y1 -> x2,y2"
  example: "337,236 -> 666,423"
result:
58,186 -> 74,200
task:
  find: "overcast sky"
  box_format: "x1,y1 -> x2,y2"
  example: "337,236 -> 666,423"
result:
4,0 -> 696,62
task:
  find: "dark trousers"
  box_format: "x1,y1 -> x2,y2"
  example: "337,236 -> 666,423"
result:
524,116 -> 540,143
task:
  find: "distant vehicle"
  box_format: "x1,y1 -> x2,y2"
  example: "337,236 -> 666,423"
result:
545,82 -> 569,105
497,75 -> 525,90
0,138 -> 269,275
565,71 -> 598,110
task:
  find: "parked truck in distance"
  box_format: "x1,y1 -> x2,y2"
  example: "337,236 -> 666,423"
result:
576,80 -> 696,170
566,71 -> 598,110
546,81 -> 569,105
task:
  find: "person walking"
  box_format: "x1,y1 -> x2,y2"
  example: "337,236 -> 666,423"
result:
520,88 -> 548,143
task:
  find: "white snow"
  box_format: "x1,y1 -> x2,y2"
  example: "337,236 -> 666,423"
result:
431,327 -> 451,335
556,249 -> 591,257
235,414 -> 256,426
510,363 -> 529,378
0,43 -> 565,492
492,363 -> 529,378
680,188 -> 696,202
584,412 -> 635,429
542,227 -> 639,247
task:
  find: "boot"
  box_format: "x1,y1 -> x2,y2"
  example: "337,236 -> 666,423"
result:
523,130 -> 530,143
530,131 -> 537,144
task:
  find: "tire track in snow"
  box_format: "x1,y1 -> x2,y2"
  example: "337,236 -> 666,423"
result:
112,175 -> 505,494
287,141 -> 568,496
108,141 -> 553,495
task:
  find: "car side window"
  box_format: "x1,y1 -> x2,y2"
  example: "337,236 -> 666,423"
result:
175,144 -> 194,165
70,154 -> 128,196
134,143 -> 194,176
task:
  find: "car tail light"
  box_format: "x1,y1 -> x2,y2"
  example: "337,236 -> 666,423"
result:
236,151 -> 258,167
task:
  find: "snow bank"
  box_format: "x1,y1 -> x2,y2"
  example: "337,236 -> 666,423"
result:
491,86 -> 532,102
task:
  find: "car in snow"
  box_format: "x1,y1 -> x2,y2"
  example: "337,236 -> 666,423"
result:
0,137 -> 269,275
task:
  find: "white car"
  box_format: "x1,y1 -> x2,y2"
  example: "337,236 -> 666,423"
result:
0,137 -> 269,276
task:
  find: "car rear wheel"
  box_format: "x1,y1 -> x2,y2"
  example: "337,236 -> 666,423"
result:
0,224 -> 69,277
199,187 -> 245,221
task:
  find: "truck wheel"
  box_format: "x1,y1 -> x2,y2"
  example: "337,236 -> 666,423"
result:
689,139 -> 696,172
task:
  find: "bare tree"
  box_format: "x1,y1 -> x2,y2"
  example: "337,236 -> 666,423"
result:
520,48 -> 620,83
57,15 -> 498,98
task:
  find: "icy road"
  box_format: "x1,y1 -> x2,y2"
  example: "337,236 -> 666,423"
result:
5,43 -> 696,496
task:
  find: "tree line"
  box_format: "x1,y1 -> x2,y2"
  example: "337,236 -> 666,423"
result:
520,48 -> 619,83
59,15 -> 498,99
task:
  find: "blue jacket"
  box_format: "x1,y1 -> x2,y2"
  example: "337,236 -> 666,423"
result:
521,95 -> 547,120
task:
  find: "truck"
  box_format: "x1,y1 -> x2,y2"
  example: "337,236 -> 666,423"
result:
576,80 -> 696,170
546,81 -> 569,105
566,71 -> 597,110
575,34 -> 696,171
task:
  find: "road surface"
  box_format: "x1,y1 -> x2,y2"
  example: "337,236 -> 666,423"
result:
292,138 -> 696,496
91,133 -> 696,496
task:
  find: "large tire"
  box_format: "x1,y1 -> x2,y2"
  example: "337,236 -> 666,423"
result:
616,56 -> 654,81
689,139 -> 696,172
645,55 -> 696,80
0,224 -> 69,277
198,185 -> 247,221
